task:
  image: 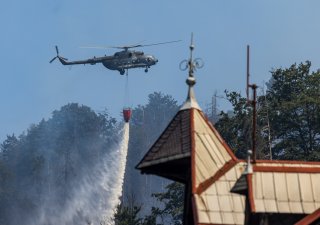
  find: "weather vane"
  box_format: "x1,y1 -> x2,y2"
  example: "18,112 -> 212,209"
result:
179,33 -> 204,80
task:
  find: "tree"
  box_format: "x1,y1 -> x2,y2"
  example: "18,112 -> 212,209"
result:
150,182 -> 184,225
114,204 -> 143,225
265,61 -> 320,160
216,61 -> 320,161
0,103 -> 118,225
215,91 -> 253,159
114,182 -> 184,225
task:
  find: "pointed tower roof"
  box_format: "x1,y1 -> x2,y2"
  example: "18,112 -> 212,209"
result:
136,34 -> 246,225
136,109 -> 192,182
136,34 -> 203,182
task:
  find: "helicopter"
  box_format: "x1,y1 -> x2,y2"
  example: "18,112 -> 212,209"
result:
50,41 -> 180,75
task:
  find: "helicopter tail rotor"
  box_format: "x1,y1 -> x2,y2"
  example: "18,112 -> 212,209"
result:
50,46 -> 68,63
55,46 -> 59,55
49,56 -> 57,63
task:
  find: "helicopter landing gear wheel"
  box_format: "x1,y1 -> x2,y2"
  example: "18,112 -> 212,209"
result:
120,69 -> 125,75
145,67 -> 148,73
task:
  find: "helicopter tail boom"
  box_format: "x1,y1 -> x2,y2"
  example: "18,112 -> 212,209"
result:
50,46 -> 113,66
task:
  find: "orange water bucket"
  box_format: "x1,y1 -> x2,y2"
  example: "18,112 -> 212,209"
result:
123,108 -> 132,123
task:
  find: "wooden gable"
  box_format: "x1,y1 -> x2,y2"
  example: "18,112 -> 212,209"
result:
136,109 -> 192,183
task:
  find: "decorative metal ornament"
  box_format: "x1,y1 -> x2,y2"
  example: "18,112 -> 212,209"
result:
179,33 -> 204,78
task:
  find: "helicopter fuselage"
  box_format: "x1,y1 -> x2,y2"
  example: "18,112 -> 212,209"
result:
102,50 -> 158,74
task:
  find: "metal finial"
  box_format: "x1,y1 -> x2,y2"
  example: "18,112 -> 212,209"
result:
179,33 -> 203,111
179,33 -> 204,81
189,33 -> 195,77
190,33 -> 195,51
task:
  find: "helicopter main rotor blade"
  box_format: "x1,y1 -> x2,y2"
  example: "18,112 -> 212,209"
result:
80,45 -> 130,50
112,40 -> 182,49
80,45 -> 133,50
80,40 -> 181,50
135,40 -> 182,48
80,40 -> 146,50
80,46 -> 110,49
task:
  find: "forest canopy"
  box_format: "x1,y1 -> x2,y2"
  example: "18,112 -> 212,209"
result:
216,61 -> 320,161
0,103 -> 118,225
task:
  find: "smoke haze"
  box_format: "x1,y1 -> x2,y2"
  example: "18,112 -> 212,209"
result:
32,123 -> 129,225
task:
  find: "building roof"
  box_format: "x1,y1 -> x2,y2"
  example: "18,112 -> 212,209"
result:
136,109 -> 191,168
136,109 -> 192,182
137,95 -> 320,224
190,109 -> 245,225
294,208 -> 320,225
232,161 -> 320,215
192,109 -> 237,190
194,162 -> 246,224
137,104 -> 247,224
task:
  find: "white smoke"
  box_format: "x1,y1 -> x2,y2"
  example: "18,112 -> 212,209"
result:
33,123 -> 130,225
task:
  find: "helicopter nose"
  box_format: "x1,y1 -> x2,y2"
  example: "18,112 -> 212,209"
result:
154,57 -> 158,63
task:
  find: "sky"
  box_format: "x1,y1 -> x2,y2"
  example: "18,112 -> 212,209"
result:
1,0 -> 320,142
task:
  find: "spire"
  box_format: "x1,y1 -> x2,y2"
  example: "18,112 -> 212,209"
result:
180,33 -> 203,111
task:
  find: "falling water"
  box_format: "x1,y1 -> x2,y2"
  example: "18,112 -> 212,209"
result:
102,122 -> 130,224
32,123 -> 130,225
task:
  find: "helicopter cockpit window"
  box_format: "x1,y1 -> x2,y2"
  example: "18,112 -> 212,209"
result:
114,53 -> 119,57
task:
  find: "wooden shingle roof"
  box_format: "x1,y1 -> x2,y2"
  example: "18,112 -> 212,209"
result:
137,105 -> 247,224
191,110 -> 245,225
137,109 -> 191,169
136,109 -> 192,182
232,161 -> 320,215
194,163 -> 246,224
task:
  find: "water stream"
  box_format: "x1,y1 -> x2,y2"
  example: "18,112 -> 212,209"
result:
33,123 -> 130,225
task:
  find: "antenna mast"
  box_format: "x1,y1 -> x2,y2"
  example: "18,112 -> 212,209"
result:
246,45 -> 250,102
246,45 -> 257,162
